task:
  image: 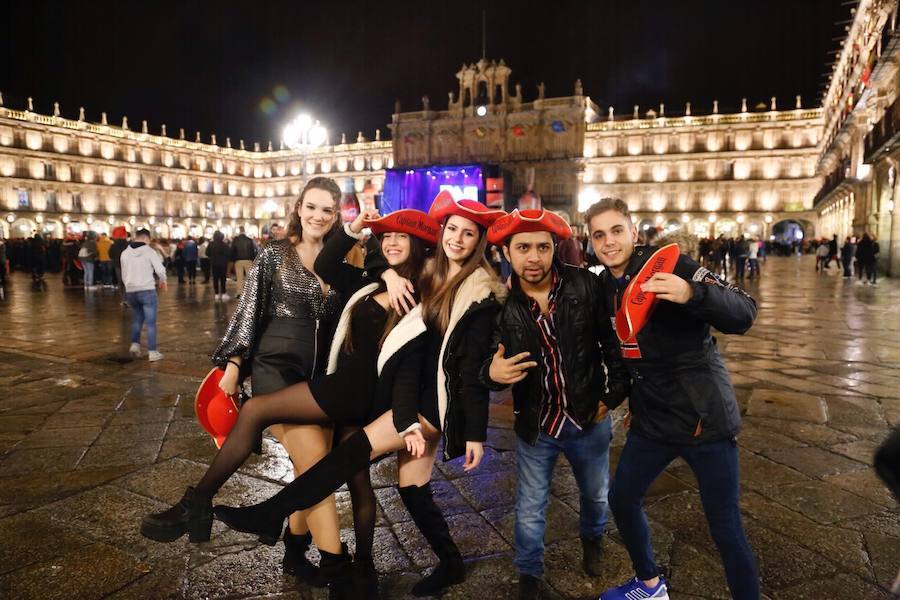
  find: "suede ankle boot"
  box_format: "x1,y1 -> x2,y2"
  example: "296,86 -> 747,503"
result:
398,483 -> 465,597
214,431 -> 373,544
282,525 -> 324,586
319,544 -> 355,600
353,554 -> 380,599
140,486 -> 213,543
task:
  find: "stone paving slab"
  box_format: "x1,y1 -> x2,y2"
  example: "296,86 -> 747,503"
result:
0,257 -> 898,599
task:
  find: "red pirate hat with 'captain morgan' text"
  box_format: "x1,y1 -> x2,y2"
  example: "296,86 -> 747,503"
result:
195,367 -> 240,449
365,209 -> 441,246
614,243 -> 681,359
487,209 -> 572,245
428,190 -> 506,229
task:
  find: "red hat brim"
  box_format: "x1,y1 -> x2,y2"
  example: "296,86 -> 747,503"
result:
365,209 -> 440,246
195,368 -> 239,449
487,209 -> 572,244
615,243 -> 680,358
428,190 -> 506,229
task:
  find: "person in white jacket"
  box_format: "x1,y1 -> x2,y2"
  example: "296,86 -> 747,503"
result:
121,228 -> 168,361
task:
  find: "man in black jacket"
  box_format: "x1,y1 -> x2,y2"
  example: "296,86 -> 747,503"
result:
482,209 -> 629,600
230,226 -> 257,297
586,198 -> 759,600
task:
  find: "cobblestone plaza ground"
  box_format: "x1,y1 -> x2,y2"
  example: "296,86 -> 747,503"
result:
0,256 -> 898,599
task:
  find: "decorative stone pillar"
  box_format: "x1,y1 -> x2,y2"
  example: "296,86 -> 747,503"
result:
889,159 -> 900,276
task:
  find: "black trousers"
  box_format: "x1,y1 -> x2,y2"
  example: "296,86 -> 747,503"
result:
212,265 -> 228,294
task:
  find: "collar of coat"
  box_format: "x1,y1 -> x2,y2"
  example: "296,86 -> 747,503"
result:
435,266 -> 507,428
326,282 -> 428,376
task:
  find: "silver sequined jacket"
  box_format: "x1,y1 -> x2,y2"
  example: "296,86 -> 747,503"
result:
212,239 -> 341,367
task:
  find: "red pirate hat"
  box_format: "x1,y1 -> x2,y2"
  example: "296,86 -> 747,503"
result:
365,209 -> 440,246
428,190 -> 506,229
487,209 -> 572,245
195,367 -> 240,449
614,243 -> 681,359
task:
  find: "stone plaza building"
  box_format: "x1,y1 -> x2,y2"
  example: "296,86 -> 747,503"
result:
1,0 -> 898,273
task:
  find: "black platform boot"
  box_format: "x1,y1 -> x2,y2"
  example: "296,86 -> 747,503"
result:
398,483 -> 465,597
214,430 -> 373,545
140,486 -> 213,543
282,525 -> 324,586
320,544 -> 355,600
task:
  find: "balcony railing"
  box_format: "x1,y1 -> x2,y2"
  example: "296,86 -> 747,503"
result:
864,96 -> 900,164
813,159 -> 851,208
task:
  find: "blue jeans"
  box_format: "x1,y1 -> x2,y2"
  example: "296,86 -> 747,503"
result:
609,431 -> 759,599
126,290 -> 158,351
514,417 -> 612,578
82,261 -> 95,286
99,261 -> 112,285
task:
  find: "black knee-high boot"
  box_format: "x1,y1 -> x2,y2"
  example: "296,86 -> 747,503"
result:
398,483 -> 465,596
213,430 -> 373,545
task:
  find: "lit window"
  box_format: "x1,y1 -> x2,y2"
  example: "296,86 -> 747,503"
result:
17,190 -> 30,208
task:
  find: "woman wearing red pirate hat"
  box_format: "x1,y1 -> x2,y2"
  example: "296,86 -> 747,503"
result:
211,192 -> 508,597
142,207 -> 438,599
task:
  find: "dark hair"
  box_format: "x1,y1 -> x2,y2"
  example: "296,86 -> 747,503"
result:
343,234 -> 430,353
135,228 -> 151,238
213,230 -> 224,242
287,177 -> 342,243
583,197 -> 631,232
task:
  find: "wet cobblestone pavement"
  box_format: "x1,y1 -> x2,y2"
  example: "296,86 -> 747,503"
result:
0,256 -> 898,599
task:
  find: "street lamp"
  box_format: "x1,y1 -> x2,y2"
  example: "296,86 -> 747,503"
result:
283,114 -> 328,151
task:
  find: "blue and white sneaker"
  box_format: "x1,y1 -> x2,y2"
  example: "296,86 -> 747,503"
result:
599,576 -> 669,600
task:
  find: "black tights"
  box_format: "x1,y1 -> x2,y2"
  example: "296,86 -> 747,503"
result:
337,425 -> 376,560
195,381 -> 331,499
193,381 -> 376,558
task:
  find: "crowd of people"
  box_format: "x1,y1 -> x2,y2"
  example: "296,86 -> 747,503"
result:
124,180 -> 763,600
812,233 -> 881,284
0,224 -> 288,296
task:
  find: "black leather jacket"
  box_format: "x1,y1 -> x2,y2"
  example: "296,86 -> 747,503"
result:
598,246 -> 757,445
482,265 -> 629,445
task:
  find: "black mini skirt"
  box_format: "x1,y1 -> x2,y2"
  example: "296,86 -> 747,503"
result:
250,317 -> 321,396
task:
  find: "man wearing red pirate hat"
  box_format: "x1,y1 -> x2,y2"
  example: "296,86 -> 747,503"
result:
482,208 -> 630,600
585,197 -> 759,600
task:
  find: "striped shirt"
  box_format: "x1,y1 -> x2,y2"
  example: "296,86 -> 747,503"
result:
528,271 -> 581,438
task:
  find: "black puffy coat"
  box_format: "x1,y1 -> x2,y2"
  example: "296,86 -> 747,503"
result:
483,265 -> 630,446
598,246 -> 757,445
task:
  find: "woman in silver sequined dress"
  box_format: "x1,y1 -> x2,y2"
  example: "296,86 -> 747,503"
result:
210,177 -> 345,585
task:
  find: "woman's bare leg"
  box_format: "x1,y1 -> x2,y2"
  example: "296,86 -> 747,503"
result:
398,440 -> 440,487
363,411 -> 441,458
271,424 -> 342,554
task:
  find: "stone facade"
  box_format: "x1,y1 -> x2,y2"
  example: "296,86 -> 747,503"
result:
0,107 -> 391,239
813,0 -> 900,275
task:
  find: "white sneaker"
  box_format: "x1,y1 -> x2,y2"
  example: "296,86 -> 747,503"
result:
214,294 -> 221,301
148,351 -> 163,362
129,343 -> 142,357
220,293 -> 231,301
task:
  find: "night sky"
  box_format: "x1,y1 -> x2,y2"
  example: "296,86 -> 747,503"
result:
2,0 -> 850,147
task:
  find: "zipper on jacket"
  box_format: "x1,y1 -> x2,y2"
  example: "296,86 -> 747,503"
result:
312,319 -> 320,375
